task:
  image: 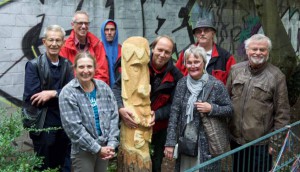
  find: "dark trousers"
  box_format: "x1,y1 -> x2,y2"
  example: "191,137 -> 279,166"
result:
30,129 -> 71,171
231,141 -> 272,172
151,129 -> 167,172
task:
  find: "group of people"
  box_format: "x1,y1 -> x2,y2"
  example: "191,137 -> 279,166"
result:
23,9 -> 290,172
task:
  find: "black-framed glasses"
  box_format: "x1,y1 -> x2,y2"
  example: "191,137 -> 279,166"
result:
74,21 -> 90,26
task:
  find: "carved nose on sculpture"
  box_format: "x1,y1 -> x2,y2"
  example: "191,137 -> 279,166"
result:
137,85 -> 150,97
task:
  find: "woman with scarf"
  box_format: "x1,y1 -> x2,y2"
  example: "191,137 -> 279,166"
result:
164,45 -> 233,171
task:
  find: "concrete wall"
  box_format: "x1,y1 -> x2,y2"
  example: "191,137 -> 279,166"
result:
0,0 -> 299,108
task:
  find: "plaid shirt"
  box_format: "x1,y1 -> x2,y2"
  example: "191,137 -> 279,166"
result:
59,78 -> 119,156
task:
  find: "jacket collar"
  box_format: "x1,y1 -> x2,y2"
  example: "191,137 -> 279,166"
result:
64,30 -> 100,51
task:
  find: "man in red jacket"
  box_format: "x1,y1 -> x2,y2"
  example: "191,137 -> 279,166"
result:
176,18 -> 236,84
60,11 -> 109,84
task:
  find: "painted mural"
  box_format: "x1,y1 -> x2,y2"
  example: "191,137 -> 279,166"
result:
0,0 -> 299,109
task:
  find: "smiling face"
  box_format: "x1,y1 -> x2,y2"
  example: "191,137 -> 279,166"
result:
151,37 -> 173,70
186,54 -> 205,80
246,39 -> 269,68
72,13 -> 89,40
43,30 -> 64,59
74,56 -> 95,84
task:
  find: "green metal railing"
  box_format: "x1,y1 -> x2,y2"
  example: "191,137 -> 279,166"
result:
185,120 -> 300,172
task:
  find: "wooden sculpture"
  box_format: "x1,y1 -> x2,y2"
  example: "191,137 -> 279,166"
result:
117,36 -> 152,172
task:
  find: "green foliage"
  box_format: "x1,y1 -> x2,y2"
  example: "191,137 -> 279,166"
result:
0,107 -> 57,172
107,157 -> 117,172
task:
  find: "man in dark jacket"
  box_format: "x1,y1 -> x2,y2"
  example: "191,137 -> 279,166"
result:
176,18 -> 236,85
23,25 -> 74,171
113,35 -> 183,172
227,34 -> 290,172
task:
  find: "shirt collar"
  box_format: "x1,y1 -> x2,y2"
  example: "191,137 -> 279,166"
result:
74,35 -> 90,51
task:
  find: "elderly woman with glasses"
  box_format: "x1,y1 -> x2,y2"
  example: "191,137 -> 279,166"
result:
164,45 -> 233,171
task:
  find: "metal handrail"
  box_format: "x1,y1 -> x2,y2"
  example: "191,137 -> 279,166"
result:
185,120 -> 300,172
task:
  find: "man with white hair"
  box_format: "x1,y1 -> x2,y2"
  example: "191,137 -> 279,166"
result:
23,25 -> 74,171
227,34 -> 290,172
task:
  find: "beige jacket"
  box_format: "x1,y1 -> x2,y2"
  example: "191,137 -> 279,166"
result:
227,61 -> 290,145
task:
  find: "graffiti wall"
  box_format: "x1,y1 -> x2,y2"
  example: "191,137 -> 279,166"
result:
0,0 -> 299,108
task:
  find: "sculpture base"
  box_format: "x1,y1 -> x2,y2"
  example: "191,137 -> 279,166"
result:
117,146 -> 152,172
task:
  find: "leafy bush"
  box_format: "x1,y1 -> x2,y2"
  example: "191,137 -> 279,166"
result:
0,107 -> 57,172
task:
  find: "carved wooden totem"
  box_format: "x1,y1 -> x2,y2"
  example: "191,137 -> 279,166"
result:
117,36 -> 152,172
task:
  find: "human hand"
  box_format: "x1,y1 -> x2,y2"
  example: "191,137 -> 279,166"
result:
99,146 -> 115,160
30,90 -> 56,106
164,147 -> 174,160
269,146 -> 276,155
119,108 -> 138,128
149,111 -> 155,127
194,101 -> 212,114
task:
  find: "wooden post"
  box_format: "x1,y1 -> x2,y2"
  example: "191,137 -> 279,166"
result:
117,36 -> 152,172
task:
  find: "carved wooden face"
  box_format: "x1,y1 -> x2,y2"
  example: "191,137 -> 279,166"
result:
121,37 -> 150,105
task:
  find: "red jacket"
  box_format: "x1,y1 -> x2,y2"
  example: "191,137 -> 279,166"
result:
176,43 -> 236,84
99,41 -> 122,84
60,31 -> 109,84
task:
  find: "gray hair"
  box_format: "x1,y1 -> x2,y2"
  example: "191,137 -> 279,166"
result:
184,45 -> 207,66
43,25 -> 66,38
244,34 -> 272,51
72,10 -> 89,22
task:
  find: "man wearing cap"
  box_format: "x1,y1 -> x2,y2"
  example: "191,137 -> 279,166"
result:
176,18 -> 236,84
100,19 -> 122,87
60,11 -> 109,84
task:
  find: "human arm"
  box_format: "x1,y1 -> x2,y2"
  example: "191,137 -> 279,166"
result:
104,83 -> 120,149
165,78 -> 185,147
205,80 -> 233,117
273,75 -> 290,129
24,61 -> 58,107
94,42 -> 109,84
112,76 -> 138,128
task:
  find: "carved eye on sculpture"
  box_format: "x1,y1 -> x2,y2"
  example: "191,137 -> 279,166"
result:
130,64 -> 141,73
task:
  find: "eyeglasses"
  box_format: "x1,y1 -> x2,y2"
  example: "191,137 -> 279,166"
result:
46,39 -> 63,45
186,61 -> 203,67
194,28 -> 213,34
74,21 -> 90,26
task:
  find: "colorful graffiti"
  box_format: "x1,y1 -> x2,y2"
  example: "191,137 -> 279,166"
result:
0,0 -> 299,108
